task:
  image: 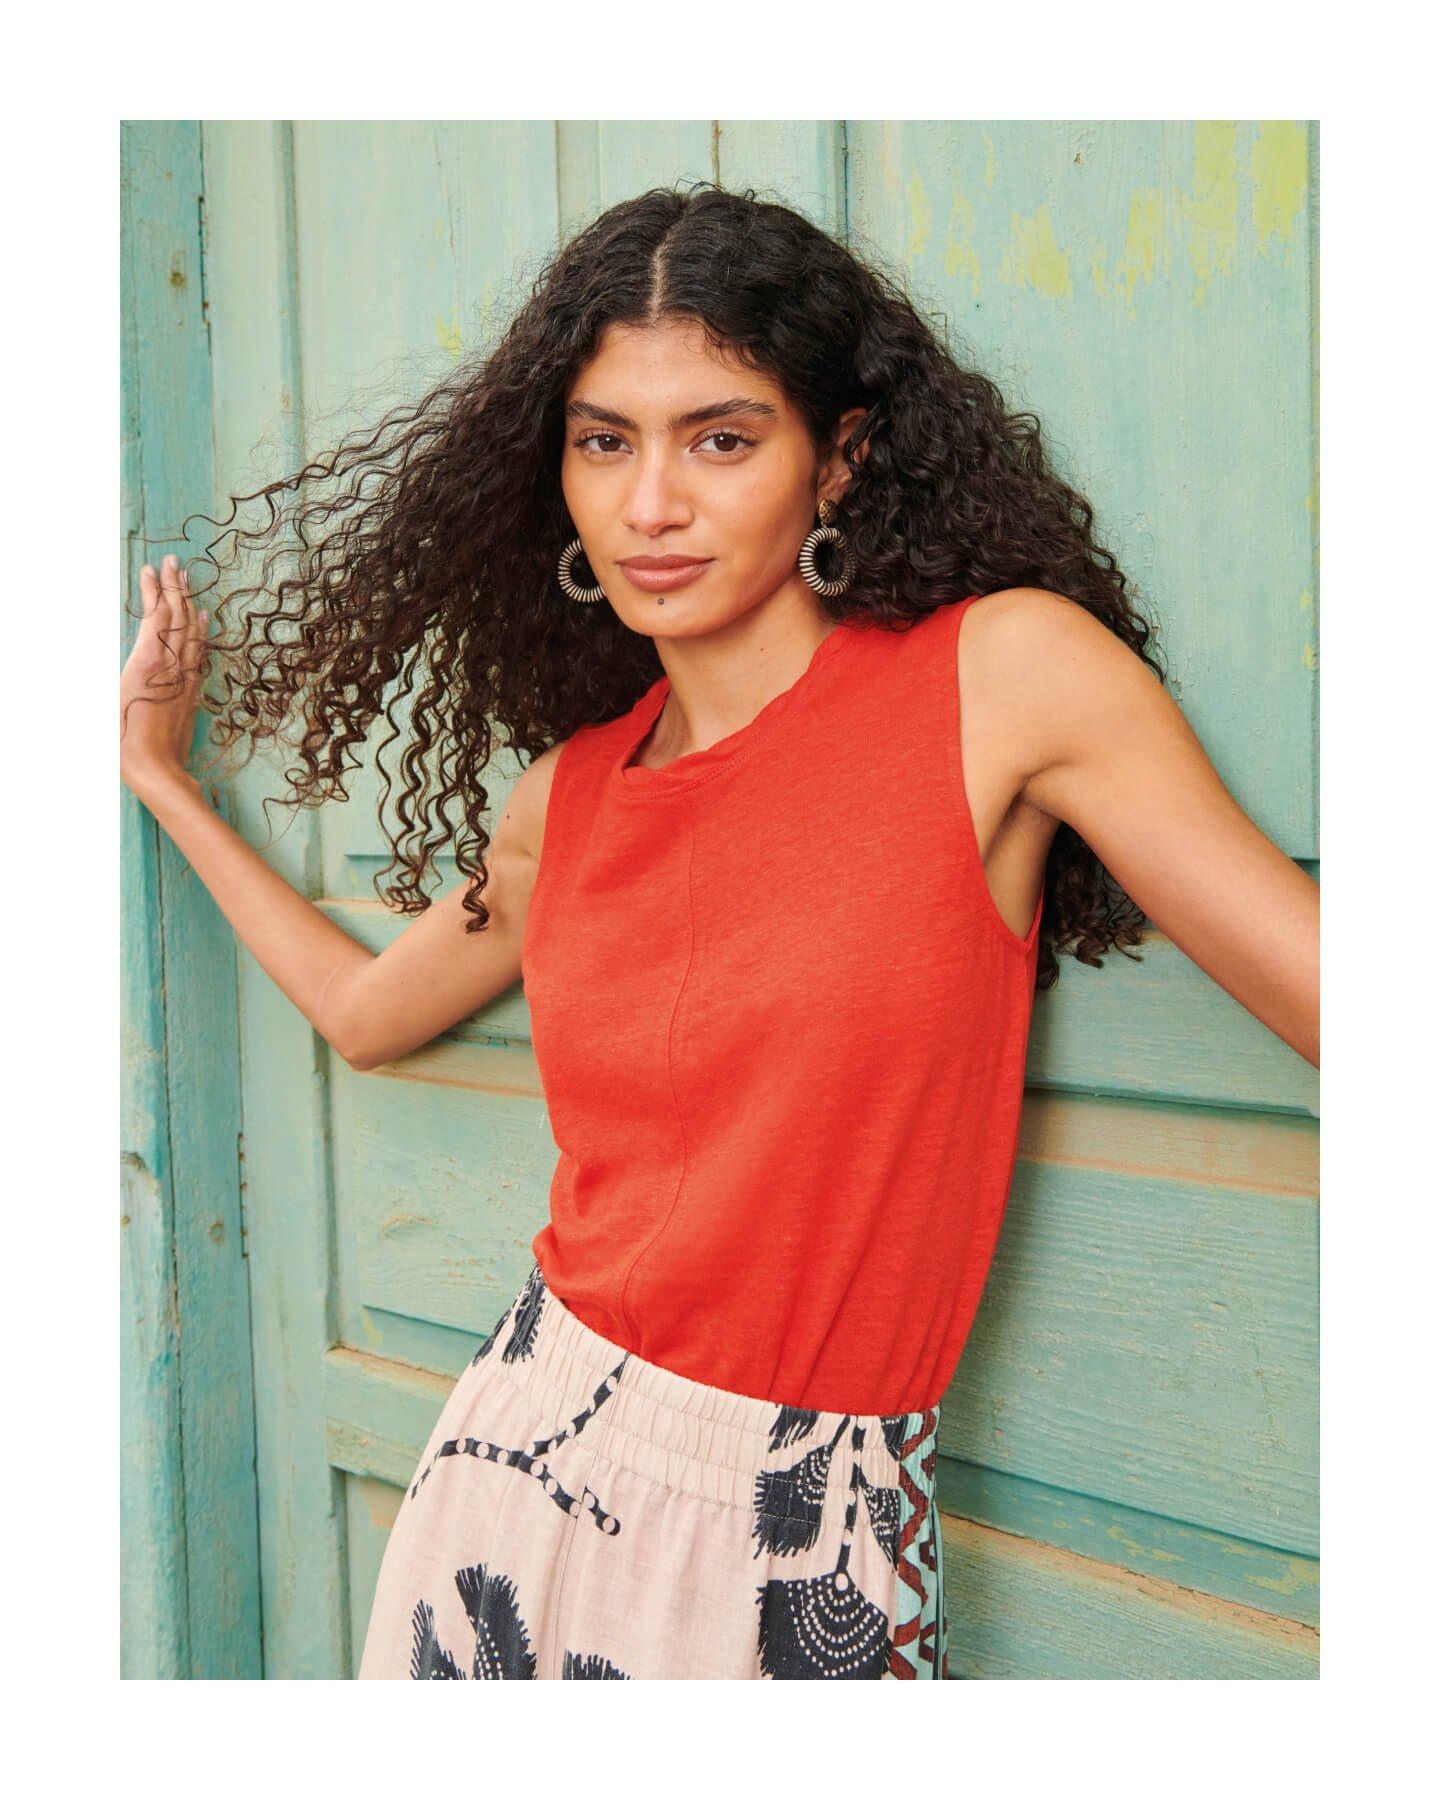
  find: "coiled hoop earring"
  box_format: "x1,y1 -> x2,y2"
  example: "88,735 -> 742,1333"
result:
797,498 -> 855,598
557,536 -> 608,604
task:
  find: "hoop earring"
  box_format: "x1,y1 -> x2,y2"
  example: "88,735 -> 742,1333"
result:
557,536 -> 608,604
797,498 -> 855,598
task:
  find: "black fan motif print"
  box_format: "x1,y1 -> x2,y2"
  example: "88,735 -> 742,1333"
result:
751,1413 -> 852,1558
562,1650 -> 631,1679
409,1561 -> 537,1680
468,1262 -> 544,1367
407,1567 -> 634,1680
501,1263 -> 545,1363
768,1405 -> 820,1452
755,1422 -> 893,1679
880,1412 -> 911,1462
410,1599 -> 464,1679
859,1470 -> 901,1566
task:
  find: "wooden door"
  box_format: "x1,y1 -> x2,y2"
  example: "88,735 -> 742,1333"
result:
125,119 -> 1318,1677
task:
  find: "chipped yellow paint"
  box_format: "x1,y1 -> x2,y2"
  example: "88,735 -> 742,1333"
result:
1105,1523 -> 1183,1566
1300,586 -> 1314,610
1243,1555 -> 1316,1602
1181,122 -> 1239,307
943,179 -> 981,294
1302,641 -> 1316,670
906,170 -> 933,266
1089,241 -> 1109,298
1111,188 -> 1173,318
435,313 -> 464,360
1252,121 -> 1308,253
999,204 -> 1073,299
356,1307 -> 383,1350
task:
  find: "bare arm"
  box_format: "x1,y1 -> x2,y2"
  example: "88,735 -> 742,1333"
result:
991,588 -> 1320,1067
121,554 -> 560,1071
323,745 -> 559,1070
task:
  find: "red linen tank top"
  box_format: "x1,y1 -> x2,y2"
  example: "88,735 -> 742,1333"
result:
521,594 -> 1043,1415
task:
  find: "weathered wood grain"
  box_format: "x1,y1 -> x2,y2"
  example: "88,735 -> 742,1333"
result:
120,119 -> 261,1680
202,120 -> 350,1679
940,1515 -> 1316,1679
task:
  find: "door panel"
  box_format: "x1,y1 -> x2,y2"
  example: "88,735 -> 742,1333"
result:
188,121 -> 1318,1679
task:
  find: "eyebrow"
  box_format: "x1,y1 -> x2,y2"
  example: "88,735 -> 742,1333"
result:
564,395 -> 781,431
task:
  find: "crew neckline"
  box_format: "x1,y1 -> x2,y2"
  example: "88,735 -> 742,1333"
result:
616,619 -> 864,796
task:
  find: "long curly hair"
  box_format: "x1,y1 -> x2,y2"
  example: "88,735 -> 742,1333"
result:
161,180 -> 1166,992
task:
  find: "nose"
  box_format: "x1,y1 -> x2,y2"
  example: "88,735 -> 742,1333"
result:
618,448 -> 695,536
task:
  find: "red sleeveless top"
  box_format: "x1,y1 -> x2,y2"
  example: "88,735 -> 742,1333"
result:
521,594 -> 1043,1414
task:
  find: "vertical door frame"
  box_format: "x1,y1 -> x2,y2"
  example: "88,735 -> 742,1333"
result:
120,118 -> 262,1679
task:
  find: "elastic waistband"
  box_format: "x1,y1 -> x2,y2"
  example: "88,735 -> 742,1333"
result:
481,1264 -> 940,1512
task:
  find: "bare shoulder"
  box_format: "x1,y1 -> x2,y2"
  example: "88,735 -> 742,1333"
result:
957,586 -> 1162,784
495,738 -> 568,866
958,585 -> 1118,663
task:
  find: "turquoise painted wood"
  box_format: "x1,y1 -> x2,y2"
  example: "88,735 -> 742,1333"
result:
129,121 -> 1317,1679
120,120 -> 261,1679
847,121 -> 1318,859
202,121 -> 351,1680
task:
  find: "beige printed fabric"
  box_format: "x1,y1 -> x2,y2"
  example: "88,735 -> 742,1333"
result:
359,1265 -> 948,1680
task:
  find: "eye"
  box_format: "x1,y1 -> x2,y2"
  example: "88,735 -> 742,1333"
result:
573,431 -> 626,454
697,429 -> 757,456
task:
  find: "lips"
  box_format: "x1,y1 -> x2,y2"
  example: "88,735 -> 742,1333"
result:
618,557 -> 714,594
619,557 -> 711,569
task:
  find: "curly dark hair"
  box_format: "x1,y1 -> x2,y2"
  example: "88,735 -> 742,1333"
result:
158,180 -> 1166,992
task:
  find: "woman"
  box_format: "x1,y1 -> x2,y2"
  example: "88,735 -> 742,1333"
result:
119,184 -> 1319,1680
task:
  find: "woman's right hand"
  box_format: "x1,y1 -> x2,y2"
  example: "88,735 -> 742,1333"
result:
120,553 -> 210,795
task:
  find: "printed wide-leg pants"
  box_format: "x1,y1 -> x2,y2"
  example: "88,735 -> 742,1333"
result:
358,1262 -> 949,1680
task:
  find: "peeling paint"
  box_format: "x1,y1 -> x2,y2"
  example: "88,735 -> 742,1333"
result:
1111,188 -> 1173,317
982,130 -> 996,189
999,203 -> 1073,299
1181,122 -> 1239,307
435,314 -> 463,361
943,179 -> 981,295
1252,121 -> 1308,253
1105,1523 -> 1183,1565
1302,642 -> 1316,670
1244,1556 -> 1316,1601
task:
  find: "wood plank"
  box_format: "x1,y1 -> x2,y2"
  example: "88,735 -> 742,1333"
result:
941,1515 -> 1316,1679
330,1046 -> 554,1345
202,119 -> 351,1679
1028,923 -> 1318,1116
120,121 -> 190,1683
555,120 -> 714,238
938,1458 -> 1317,1628
121,118 -> 261,1680
715,121 -> 846,236
945,1155 -> 1317,1554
